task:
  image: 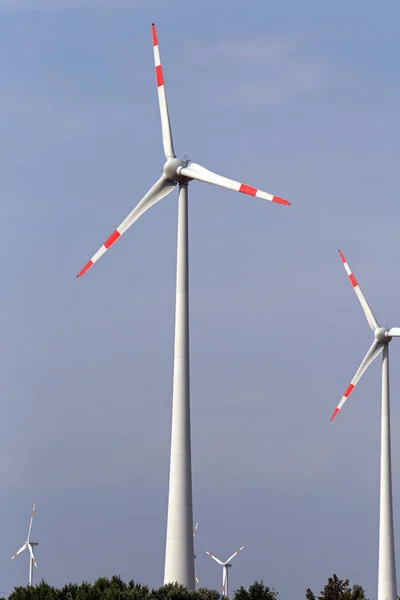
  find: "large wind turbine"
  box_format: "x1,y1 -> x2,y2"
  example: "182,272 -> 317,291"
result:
330,250 -> 400,600
11,503 -> 39,587
205,545 -> 246,596
77,24 -> 289,589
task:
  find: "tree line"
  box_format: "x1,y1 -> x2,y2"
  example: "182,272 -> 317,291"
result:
1,574 -> 370,600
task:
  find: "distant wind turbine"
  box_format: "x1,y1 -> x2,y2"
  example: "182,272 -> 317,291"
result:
77,23 -> 289,590
11,503 -> 39,587
330,250 -> 400,600
205,544 -> 246,596
193,521 -> 200,586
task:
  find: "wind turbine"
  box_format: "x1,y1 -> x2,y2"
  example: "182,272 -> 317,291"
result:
77,24 -> 289,589
193,521 -> 200,587
205,545 -> 246,597
11,503 -> 39,587
330,250 -> 400,600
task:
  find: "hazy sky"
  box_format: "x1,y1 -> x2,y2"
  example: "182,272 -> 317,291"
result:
2,1 -> 400,598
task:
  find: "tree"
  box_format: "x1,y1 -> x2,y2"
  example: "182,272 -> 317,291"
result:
350,586 -> 366,600
149,583 -> 193,600
4,577 -> 275,600
193,590 -> 220,600
233,581 -> 278,600
306,574 -> 367,600
9,581 -> 59,600
8,587 -> 35,600
319,574 -> 351,600
126,582 -> 149,600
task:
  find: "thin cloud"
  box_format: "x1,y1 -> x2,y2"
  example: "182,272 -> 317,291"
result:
187,36 -> 327,106
190,37 -> 296,64
0,0 -> 174,10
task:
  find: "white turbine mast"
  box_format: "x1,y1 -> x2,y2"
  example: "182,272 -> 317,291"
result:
77,23 -> 289,589
331,250 -> 400,600
205,545 -> 246,597
11,502 -> 39,587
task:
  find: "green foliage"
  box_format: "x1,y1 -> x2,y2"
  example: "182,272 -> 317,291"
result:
319,574 -> 351,600
4,575 -> 369,600
150,583 -> 194,600
306,574 -> 367,600
6,579 -> 217,600
350,585 -> 366,600
192,589 -> 220,600
9,581 -> 59,600
7,578 -> 152,600
233,581 -> 278,600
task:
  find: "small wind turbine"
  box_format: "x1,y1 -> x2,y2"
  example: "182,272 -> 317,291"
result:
331,250 -> 400,600
205,544 -> 246,597
193,521 -> 200,586
11,503 -> 39,587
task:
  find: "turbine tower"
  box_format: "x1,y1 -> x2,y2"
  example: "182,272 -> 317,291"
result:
77,24 -> 289,589
205,545 -> 246,596
11,502 -> 39,587
330,250 -> 400,600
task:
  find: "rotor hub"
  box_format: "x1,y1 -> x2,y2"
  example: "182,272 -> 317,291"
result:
163,157 -> 190,181
374,327 -> 390,343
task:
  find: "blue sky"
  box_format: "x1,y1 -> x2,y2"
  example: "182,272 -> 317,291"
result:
1,0 -> 400,598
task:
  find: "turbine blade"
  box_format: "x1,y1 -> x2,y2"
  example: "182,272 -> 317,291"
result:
27,544 -> 38,568
330,340 -> 384,421
152,24 -> 175,159
11,544 -> 27,559
338,250 -> 379,331
388,327 -> 400,337
205,550 -> 224,565
178,162 -> 289,206
193,521 -> 199,537
77,175 -> 176,277
195,574 -> 200,586
27,502 -> 36,542
226,544 -> 246,564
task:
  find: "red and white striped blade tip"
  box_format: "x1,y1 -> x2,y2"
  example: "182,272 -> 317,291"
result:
239,184 -> 289,205
338,249 -> 359,287
77,228 -> 121,277
272,195 -> 290,206
77,261 -> 93,278
152,23 -> 158,46
330,407 -> 340,421
331,381 -> 355,421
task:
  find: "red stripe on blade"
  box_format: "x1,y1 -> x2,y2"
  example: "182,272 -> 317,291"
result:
156,65 -> 164,87
272,195 -> 290,206
338,250 -> 346,264
349,274 -> 358,287
77,260 -> 93,278
344,383 -> 354,398
151,24 -> 158,47
104,230 -> 121,249
330,407 -> 340,421
239,184 -> 257,196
